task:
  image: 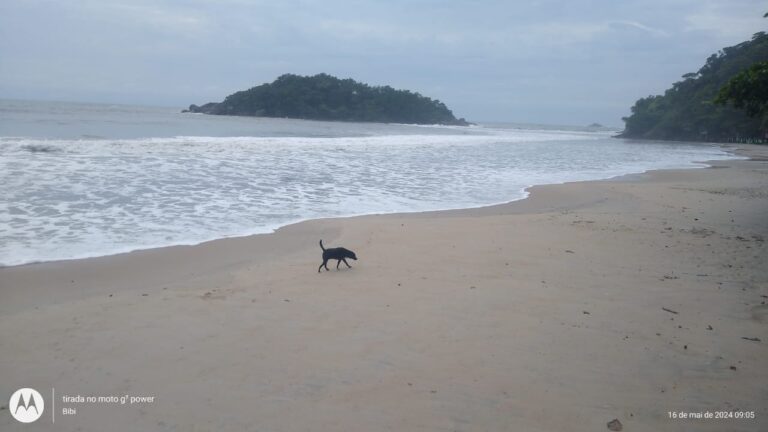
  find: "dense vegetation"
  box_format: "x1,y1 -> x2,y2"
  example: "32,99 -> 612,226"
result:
715,60 -> 768,118
620,32 -> 768,142
187,74 -> 469,125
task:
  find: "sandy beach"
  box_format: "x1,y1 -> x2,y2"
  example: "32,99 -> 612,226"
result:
1,144 -> 767,431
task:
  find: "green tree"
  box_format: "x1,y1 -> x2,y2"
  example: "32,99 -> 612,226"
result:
715,60 -> 768,119
621,32 -> 768,141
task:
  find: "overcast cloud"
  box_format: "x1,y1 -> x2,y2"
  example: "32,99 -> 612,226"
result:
0,0 -> 765,126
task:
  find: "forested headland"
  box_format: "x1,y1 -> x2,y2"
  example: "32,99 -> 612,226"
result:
621,32 -> 768,143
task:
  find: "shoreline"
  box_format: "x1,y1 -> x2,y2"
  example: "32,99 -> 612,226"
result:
2,144 -> 766,431
0,146 -> 749,315
0,143 -> 741,270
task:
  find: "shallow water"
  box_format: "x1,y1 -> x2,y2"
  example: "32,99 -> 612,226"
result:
0,99 -> 737,266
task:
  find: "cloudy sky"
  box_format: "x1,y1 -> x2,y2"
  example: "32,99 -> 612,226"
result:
0,0 -> 765,126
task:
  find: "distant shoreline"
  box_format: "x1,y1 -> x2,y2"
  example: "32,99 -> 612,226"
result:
616,131 -> 768,145
182,110 -> 475,127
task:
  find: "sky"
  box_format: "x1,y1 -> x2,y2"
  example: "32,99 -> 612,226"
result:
0,0 -> 765,127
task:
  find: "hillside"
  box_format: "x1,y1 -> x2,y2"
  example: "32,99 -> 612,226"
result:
186,74 -> 469,126
620,32 -> 768,142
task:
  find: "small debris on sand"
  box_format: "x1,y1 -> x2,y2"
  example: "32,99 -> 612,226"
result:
607,418 -> 623,431
662,307 -> 679,315
741,337 -> 761,342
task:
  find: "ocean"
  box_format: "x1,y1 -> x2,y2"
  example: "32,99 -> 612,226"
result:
0,99 -> 738,266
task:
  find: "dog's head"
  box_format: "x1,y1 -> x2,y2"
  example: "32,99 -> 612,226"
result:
348,251 -> 358,260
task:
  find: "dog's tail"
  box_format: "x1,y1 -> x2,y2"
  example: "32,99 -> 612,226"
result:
319,239 -> 325,251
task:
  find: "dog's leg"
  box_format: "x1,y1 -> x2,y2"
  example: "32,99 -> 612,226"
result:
342,258 -> 352,268
336,259 -> 341,270
319,259 -> 328,273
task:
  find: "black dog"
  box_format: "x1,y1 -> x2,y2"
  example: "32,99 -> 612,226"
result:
318,240 -> 357,272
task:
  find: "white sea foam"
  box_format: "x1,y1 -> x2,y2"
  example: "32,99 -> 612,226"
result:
0,127 -> 738,266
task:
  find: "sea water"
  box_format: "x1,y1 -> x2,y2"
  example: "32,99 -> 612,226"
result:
0,99 -> 738,266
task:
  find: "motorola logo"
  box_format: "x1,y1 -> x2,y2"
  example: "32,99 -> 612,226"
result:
9,388 -> 44,423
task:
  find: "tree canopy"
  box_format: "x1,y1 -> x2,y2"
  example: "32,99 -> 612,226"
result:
714,60 -> 768,120
620,32 -> 768,141
187,74 -> 469,126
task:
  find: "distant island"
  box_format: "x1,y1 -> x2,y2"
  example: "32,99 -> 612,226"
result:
620,31 -> 768,143
185,73 -> 470,126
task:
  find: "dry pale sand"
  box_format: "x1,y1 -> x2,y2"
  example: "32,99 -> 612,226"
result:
1,145 -> 767,432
